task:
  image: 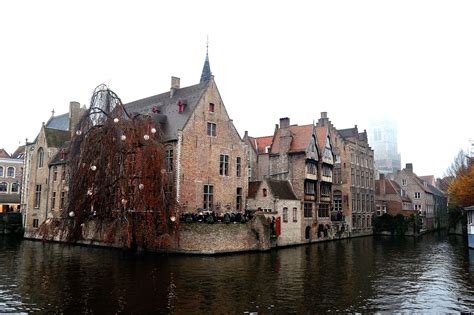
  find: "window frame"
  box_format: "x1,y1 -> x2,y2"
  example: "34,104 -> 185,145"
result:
219,154 -> 229,176
6,167 -> 15,178
34,184 -> 42,208
207,122 -> 216,137
203,184 -> 214,210
283,207 -> 288,223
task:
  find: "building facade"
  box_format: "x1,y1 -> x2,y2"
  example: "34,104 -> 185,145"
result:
0,148 -> 24,212
375,174 -> 413,217
317,112 -> 375,235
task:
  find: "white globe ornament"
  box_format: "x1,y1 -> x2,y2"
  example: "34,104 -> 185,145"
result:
170,216 -> 176,222
90,165 -> 97,171
151,128 -> 157,134
87,189 -> 93,196
143,134 -> 150,141
120,135 -> 127,141
69,211 -> 75,218
113,118 -> 119,123
76,130 -> 82,136
121,198 -> 127,205
138,184 -> 144,190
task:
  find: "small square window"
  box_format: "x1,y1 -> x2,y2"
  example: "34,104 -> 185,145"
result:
208,103 -> 215,112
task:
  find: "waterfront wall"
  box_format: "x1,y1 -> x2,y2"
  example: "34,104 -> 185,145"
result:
0,213 -> 23,235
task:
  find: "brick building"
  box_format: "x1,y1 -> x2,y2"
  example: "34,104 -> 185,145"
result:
0,147 -> 24,212
125,52 -> 248,215
316,112 -> 375,235
375,174 -> 413,217
387,163 -> 436,230
243,133 -> 273,182
247,178 -> 301,246
22,103 -> 82,234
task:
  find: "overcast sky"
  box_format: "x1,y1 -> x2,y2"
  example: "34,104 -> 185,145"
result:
1,1 -> 473,177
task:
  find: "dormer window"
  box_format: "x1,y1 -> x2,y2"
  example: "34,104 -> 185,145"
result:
208,103 -> 215,112
178,99 -> 184,113
263,188 -> 267,197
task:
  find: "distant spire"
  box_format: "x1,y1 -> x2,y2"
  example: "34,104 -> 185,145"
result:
200,36 -> 212,83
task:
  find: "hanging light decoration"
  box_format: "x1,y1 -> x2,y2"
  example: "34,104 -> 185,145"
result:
151,128 -> 157,134
170,216 -> 176,222
121,198 -> 127,205
90,165 -> 97,171
87,188 -> 93,196
69,211 -> 75,218
76,130 -> 82,136
113,118 -> 119,123
121,135 -> 127,141
138,183 -> 144,190
143,134 -> 150,141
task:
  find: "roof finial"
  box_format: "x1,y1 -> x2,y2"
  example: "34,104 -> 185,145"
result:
200,36 -> 212,83
51,109 -> 55,117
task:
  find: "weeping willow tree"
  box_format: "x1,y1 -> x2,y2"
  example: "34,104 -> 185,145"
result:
54,84 -> 178,249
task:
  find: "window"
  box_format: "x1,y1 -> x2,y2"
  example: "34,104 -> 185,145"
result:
207,122 -> 216,137
53,166 -> 58,181
51,192 -> 56,209
293,207 -> 298,222
166,149 -> 173,172
334,168 -> 342,184
320,184 -> 331,197
219,155 -> 229,176
11,182 -> 19,193
414,192 -> 421,199
334,191 -> 342,212
351,169 -> 355,185
61,167 -> 65,181
304,203 -> 312,218
236,157 -> 241,177
60,191 -> 65,209
208,103 -> 215,112
304,181 -> 315,195
283,207 -> 288,223
318,204 -> 329,218
402,179 -> 407,186
37,148 -> 44,168
0,182 -> 7,192
34,185 -> 42,208
0,167 -> 3,177
203,185 -> 213,210
262,188 -> 267,197
33,219 -> 39,228
415,204 -> 422,211
236,187 -> 242,211
6,167 -> 14,177
352,191 -> 356,212
322,165 -> 331,177
306,162 -> 317,175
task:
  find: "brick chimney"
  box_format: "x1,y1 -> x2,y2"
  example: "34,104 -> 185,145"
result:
378,174 -> 386,195
170,76 -> 180,98
405,163 -> 413,173
279,117 -> 292,154
279,117 -> 290,129
69,101 -> 81,134
321,112 -> 327,119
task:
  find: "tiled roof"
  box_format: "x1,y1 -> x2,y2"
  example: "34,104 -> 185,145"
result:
0,149 -> 10,158
44,128 -> 71,148
267,179 -> 298,200
11,145 -> 25,159
271,124 -> 313,154
46,113 -> 69,131
125,81 -> 209,142
315,126 -> 327,150
256,136 -> 273,154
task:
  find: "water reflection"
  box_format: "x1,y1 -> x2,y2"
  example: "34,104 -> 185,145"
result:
0,233 -> 473,313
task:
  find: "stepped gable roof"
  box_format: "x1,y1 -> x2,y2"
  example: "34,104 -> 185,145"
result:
247,181 -> 262,199
46,112 -> 69,130
125,81 -> 209,142
267,179 -> 298,200
315,126 -> 328,150
44,128 -> 70,148
271,124 -> 313,154
0,149 -> 10,158
11,145 -> 25,159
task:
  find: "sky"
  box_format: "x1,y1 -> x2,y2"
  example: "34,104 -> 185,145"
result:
0,0 -> 473,178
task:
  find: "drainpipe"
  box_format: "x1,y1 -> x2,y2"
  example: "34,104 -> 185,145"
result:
176,130 -> 182,204
45,162 -> 51,222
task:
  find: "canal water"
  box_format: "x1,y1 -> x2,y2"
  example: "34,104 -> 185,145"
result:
0,233 -> 473,313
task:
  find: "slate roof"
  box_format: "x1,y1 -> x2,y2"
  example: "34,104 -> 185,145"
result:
267,179 -> 298,200
46,113 -> 69,130
44,128 -> 71,148
49,142 -> 70,166
337,127 -> 358,139
428,184 -> 446,197
200,51 -> 212,83
125,81 -> 210,142
11,145 -> 25,159
0,194 -> 20,204
271,124 -> 313,154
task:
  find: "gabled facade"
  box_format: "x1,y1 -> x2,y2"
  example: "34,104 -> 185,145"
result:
317,112 -> 376,234
125,55 -> 248,215
387,163 -> 435,230
375,174 -> 413,217
0,147 -> 24,212
247,178 -> 300,246
243,132 -> 273,182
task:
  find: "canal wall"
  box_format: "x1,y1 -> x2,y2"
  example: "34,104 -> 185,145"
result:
0,213 -> 23,235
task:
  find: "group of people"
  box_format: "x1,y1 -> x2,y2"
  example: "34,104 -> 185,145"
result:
179,210 -> 254,224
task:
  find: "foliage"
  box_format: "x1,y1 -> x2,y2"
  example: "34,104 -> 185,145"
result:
448,165 -> 474,209
57,85 -> 177,248
373,213 -> 410,235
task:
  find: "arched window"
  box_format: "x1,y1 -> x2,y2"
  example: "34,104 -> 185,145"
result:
37,148 -> 44,168
0,166 -> 3,177
11,182 -> 19,193
7,167 -> 14,177
0,182 -> 7,192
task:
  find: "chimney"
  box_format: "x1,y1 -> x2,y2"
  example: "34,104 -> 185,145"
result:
279,117 -> 290,129
405,163 -> 413,172
377,175 -> 386,196
321,112 -> 327,119
170,76 -> 180,98
69,101 -> 81,134
244,131 -> 248,139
